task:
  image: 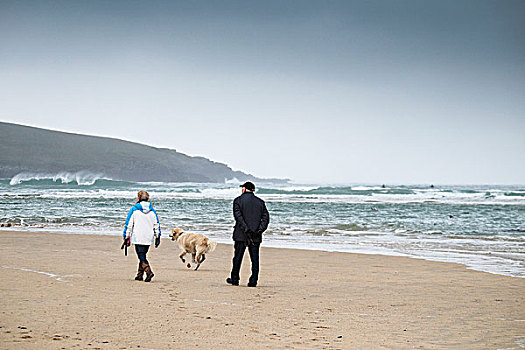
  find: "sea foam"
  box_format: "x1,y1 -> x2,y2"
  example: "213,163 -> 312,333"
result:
9,171 -> 108,186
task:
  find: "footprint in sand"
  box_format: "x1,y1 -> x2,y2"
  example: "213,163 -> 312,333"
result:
49,334 -> 70,341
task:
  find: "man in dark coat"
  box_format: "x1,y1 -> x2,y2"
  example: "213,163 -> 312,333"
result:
226,181 -> 270,287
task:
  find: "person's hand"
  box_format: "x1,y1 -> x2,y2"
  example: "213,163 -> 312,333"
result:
245,230 -> 255,247
121,236 -> 130,249
155,236 -> 160,248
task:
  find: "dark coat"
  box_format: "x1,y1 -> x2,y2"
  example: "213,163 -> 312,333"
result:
233,192 -> 270,243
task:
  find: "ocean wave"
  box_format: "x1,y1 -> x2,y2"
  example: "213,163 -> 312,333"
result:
21,190 -> 525,205
224,177 -> 241,184
3,178 -> 525,207
328,223 -> 370,232
7,172 -> 141,187
504,192 -> 525,197
257,186 -> 416,196
9,171 -> 107,186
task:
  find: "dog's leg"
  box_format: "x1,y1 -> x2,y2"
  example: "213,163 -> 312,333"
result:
191,253 -> 196,264
194,254 -> 202,271
179,251 -> 186,263
194,252 -> 206,271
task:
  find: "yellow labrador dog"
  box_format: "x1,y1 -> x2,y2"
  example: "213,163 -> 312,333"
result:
169,228 -> 217,271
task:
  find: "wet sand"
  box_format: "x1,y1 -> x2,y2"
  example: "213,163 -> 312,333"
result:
0,230 -> 524,349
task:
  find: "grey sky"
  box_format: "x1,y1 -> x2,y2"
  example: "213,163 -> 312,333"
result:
1,1 -> 524,184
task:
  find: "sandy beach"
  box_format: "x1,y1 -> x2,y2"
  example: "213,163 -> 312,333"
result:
0,230 -> 523,349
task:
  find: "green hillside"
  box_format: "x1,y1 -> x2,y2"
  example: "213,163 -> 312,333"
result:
0,122 -> 284,183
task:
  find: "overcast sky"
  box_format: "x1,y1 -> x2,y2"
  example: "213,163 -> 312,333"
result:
1,1 -> 524,184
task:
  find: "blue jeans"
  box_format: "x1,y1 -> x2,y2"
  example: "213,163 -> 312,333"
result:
135,244 -> 150,264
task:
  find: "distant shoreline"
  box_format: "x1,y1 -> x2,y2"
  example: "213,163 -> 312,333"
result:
0,121 -> 290,183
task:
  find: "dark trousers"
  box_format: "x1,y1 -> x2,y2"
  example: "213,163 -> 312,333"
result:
230,241 -> 260,284
135,244 -> 150,264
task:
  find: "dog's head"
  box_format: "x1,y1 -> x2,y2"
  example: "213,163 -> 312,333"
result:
169,228 -> 184,241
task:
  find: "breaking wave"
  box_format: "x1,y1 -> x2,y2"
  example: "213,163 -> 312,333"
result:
9,171 -> 110,186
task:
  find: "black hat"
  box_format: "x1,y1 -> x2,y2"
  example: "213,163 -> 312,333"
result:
240,181 -> 255,191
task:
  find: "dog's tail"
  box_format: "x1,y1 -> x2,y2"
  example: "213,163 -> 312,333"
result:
205,238 -> 217,253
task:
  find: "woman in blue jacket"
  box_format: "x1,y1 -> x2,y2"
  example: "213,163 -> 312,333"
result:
123,190 -> 161,282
